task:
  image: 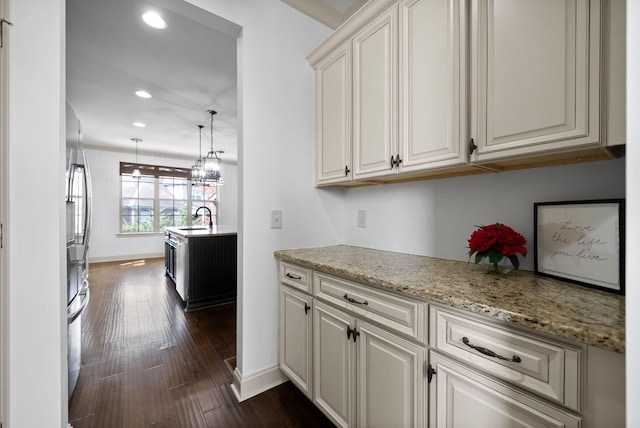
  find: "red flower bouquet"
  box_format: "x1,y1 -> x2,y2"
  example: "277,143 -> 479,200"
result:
468,223 -> 527,270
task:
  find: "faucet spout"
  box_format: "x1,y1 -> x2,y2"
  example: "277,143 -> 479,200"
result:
194,206 -> 213,228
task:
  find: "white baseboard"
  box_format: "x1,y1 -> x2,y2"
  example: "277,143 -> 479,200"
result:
89,253 -> 163,264
230,364 -> 289,402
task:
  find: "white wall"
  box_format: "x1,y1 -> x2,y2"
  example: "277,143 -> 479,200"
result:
7,0 -> 67,426
84,147 -> 238,262
627,0 -> 639,424
186,0 -> 342,379
343,158 -> 625,270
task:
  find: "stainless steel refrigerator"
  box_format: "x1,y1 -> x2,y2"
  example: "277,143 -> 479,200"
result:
66,103 -> 92,398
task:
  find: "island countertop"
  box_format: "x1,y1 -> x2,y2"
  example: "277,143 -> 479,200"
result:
165,225 -> 237,238
274,245 -> 625,353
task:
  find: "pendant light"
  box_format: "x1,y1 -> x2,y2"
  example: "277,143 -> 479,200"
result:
131,138 -> 142,178
203,110 -> 223,184
191,125 -> 205,182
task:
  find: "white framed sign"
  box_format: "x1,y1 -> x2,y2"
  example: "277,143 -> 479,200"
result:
534,199 -> 625,295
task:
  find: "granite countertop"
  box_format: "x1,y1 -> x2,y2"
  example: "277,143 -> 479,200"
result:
165,225 -> 237,238
274,245 -> 625,353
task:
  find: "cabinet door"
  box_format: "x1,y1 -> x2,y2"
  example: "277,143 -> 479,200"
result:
430,352 -> 581,428
357,320 -> 426,428
352,7 -> 398,180
470,0 -> 601,161
399,0 -> 467,172
315,42 -> 352,185
279,286 -> 313,398
313,301 -> 357,428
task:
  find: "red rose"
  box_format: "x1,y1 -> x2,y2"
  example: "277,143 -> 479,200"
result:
467,223 -> 527,269
468,228 -> 497,253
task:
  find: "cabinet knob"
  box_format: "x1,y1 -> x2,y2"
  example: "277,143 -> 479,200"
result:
304,302 -> 310,314
390,156 -> 395,168
469,138 -> 478,155
395,154 -> 402,166
346,326 -> 359,343
427,364 -> 436,383
345,165 -> 351,176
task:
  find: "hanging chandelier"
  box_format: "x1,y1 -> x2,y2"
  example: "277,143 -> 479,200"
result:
131,138 -> 142,179
202,110 -> 223,185
191,125 -> 205,182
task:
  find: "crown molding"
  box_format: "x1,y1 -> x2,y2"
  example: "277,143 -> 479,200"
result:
282,0 -> 368,29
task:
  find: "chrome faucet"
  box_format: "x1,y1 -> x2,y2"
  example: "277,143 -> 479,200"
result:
193,206 -> 213,228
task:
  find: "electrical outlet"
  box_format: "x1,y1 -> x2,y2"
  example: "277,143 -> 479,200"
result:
357,210 -> 367,228
271,210 -> 282,229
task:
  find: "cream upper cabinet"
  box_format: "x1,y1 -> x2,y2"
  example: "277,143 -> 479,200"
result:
309,0 -> 623,185
352,7 -> 398,180
398,0 -> 467,172
314,42 -> 352,185
469,0 -> 601,162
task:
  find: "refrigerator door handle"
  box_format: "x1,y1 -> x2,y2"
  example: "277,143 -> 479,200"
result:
67,287 -> 90,324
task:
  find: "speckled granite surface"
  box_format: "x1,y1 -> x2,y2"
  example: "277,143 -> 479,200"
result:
274,245 -> 625,353
165,226 -> 237,238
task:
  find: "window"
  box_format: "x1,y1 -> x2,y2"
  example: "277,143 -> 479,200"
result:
119,162 -> 219,233
121,175 -> 155,232
159,176 -> 188,228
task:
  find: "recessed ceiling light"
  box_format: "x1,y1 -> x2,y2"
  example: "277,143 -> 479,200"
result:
133,122 -> 146,128
135,90 -> 152,99
142,11 -> 166,29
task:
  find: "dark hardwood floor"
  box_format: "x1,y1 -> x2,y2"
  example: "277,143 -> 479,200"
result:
69,258 -> 333,428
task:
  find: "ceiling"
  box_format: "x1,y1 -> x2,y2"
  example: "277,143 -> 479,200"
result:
66,0 -> 362,162
66,0 -> 239,161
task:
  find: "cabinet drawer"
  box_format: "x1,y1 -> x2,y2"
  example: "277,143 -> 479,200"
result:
430,305 -> 582,411
279,262 -> 312,293
314,271 -> 427,344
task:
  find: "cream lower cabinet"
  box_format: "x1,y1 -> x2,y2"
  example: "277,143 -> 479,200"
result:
429,352 -> 581,428
429,305 -> 587,427
313,300 -> 426,428
278,262 -> 314,398
279,285 -> 313,398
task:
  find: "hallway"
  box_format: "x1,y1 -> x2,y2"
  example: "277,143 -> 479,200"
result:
68,258 -> 332,427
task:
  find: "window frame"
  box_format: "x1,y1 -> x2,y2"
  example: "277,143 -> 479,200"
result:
119,162 -> 220,234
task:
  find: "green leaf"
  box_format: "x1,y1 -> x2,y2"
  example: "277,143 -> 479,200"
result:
508,255 -> 520,269
474,253 -> 485,264
488,250 -> 503,264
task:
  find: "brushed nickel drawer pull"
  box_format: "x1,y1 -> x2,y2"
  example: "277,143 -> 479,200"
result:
343,294 -> 368,306
285,272 -> 302,280
462,337 -> 522,363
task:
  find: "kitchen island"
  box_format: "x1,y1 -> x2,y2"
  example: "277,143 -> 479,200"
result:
165,226 -> 237,311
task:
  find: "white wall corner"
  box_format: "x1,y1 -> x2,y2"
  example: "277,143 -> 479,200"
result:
230,364 -> 289,402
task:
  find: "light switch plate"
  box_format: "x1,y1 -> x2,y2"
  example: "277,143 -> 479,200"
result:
357,210 -> 367,228
271,210 -> 282,229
